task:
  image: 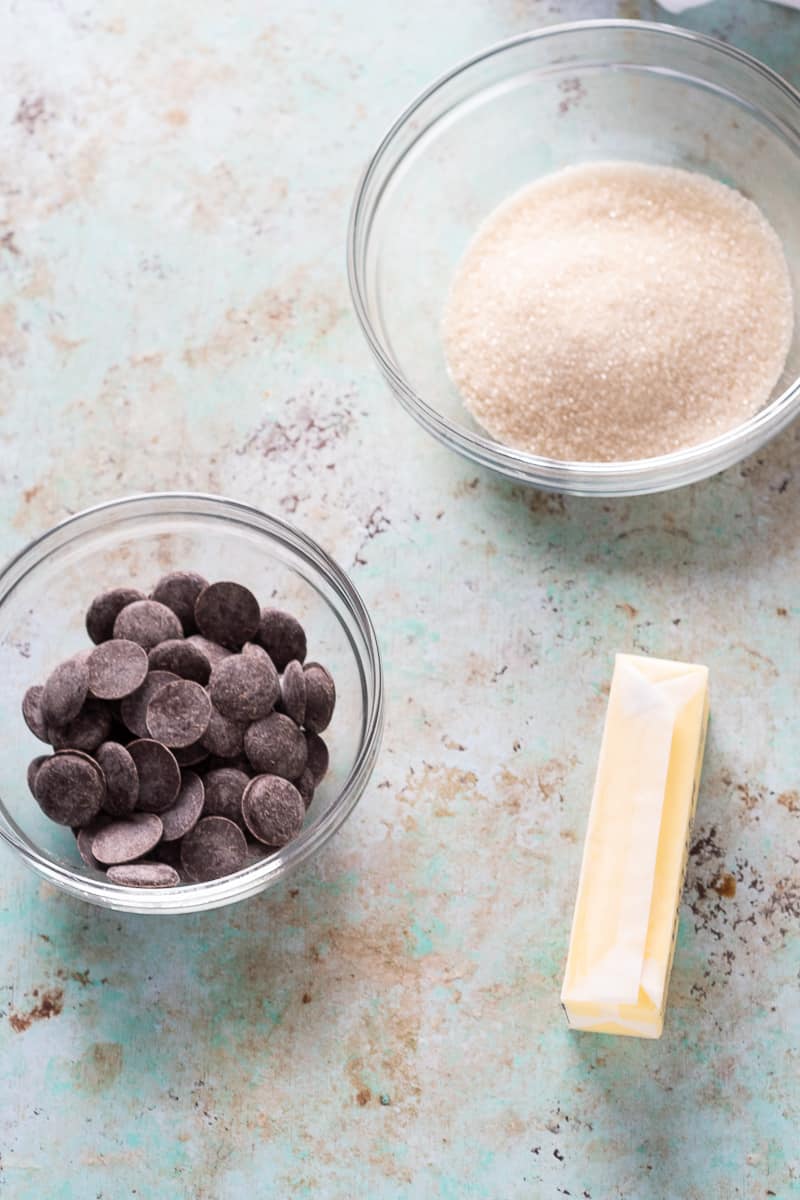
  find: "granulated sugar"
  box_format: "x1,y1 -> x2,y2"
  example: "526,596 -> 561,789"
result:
443,162 -> 794,462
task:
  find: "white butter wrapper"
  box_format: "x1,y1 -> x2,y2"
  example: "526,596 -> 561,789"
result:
561,654 -> 710,1037
569,660 -> 705,1005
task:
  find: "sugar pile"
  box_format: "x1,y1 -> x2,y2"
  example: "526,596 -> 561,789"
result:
443,162 -> 794,462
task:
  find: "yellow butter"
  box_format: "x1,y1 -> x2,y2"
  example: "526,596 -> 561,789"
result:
561,653 -> 709,1039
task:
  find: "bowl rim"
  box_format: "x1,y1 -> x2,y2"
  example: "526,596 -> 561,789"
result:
0,491 -> 385,913
347,18 -> 800,496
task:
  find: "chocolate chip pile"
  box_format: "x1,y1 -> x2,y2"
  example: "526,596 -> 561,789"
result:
21,572 -> 335,888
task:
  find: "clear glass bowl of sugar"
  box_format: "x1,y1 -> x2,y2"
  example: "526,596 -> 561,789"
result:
348,20 -> 800,496
0,494 -> 384,914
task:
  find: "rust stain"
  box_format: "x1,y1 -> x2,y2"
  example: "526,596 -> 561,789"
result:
130,351 -> 165,369
537,759 -> 569,804
733,643 -> 779,679
9,987 -> 64,1032
164,107 -> 188,125
735,782 -> 763,812
523,488 -> 567,516
464,650 -> 497,687
616,602 -> 638,619
322,919 -> 419,991
712,873 -> 737,899
248,1111 -> 276,1139
47,332 -> 86,355
778,790 -> 800,813
398,763 -> 482,811
452,476 -> 480,498
73,1042 -> 123,1091
505,1113 -> 527,1137
81,1150 -> 142,1167
182,274 -> 343,366
342,1000 -> 422,1138
13,478 -> 63,534
777,607 -> 788,617
495,767 -> 524,814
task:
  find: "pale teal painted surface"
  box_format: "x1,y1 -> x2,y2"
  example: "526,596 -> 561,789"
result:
1,2 -> 800,1198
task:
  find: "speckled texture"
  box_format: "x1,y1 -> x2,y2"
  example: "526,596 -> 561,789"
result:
1,2 -> 799,1198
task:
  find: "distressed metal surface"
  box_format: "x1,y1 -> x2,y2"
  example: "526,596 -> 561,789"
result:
1,2 -> 799,1197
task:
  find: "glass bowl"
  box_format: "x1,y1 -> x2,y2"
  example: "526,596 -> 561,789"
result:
348,20 -> 800,496
0,493 -> 384,914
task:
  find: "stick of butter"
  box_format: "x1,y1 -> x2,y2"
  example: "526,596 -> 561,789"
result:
561,653 -> 709,1039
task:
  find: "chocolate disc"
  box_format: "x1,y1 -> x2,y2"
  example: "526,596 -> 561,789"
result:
180,816 -> 248,882
241,642 -> 271,662
148,639 -> 211,684
95,741 -> 139,817
173,741 -> 209,768
304,732 -> 329,785
112,599 -> 183,650
92,812 -> 163,864
194,582 -> 260,650
48,700 -> 112,753
22,685 -> 49,742
107,861 -> 180,888
88,639 -> 149,700
160,772 -> 205,841
86,587 -> 146,644
41,655 -> 89,726
76,816 -> 110,869
201,707 -> 245,758
127,739 -> 181,813
279,660 -> 307,726
120,670 -> 179,738
303,663 -> 336,734
27,755 -> 49,796
186,636 -> 233,669
242,775 -> 304,847
34,753 -> 105,827
205,753 -> 251,775
244,712 -> 307,779
145,679 -> 212,748
208,654 -> 279,724
257,608 -> 307,672
151,571 -> 208,634
203,768 -> 249,824
150,838 -> 185,875
295,767 -> 315,810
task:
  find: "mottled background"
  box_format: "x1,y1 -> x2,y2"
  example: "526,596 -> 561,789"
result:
1,2 -> 800,1197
